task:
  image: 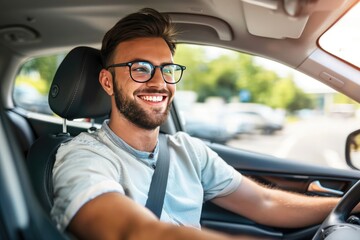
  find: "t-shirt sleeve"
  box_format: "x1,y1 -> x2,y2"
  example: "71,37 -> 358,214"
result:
182,134 -> 243,201
51,136 -> 124,231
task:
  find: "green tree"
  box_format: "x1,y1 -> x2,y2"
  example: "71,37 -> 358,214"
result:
174,44 -> 314,111
268,77 -> 295,109
287,89 -> 315,112
215,70 -> 239,102
174,44 -> 209,92
18,54 -> 64,94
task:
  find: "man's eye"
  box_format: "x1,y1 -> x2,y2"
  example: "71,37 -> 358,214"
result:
163,67 -> 174,75
132,67 -> 150,74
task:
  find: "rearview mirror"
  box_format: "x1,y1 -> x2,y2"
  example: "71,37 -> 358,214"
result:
345,129 -> 360,170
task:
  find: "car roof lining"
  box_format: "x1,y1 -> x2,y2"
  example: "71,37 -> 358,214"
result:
170,13 -> 233,41
0,0 -> 354,63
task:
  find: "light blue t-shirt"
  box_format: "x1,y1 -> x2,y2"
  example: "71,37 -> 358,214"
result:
51,120 -> 242,231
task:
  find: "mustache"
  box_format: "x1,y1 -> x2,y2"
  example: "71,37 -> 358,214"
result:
134,88 -> 171,95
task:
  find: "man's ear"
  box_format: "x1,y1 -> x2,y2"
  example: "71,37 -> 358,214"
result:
99,69 -> 114,96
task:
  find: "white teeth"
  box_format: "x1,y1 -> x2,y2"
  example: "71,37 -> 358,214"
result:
141,96 -> 163,102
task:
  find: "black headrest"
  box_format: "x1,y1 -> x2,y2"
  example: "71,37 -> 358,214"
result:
49,46 -> 111,120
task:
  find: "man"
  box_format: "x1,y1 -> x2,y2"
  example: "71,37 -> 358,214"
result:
51,8 -> 352,240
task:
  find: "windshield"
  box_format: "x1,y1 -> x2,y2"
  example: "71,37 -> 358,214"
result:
319,2 -> 360,68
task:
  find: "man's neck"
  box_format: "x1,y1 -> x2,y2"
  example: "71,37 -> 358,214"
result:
108,113 -> 159,152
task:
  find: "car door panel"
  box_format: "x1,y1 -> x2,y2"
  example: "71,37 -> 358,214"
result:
201,202 -> 283,238
201,143 -> 360,239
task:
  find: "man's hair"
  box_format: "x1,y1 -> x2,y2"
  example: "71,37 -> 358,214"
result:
101,8 -> 178,67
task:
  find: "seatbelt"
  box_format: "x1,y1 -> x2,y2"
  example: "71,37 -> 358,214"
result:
145,133 -> 170,219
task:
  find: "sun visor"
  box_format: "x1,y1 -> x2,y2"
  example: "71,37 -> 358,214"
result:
241,0 -> 310,39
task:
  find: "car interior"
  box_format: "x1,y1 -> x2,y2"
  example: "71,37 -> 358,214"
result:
1,0 -> 360,239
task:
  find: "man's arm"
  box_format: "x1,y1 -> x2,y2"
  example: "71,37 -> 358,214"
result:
211,176 -> 340,228
68,192 -> 260,240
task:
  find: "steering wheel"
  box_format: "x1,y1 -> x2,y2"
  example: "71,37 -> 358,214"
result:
313,180 -> 360,240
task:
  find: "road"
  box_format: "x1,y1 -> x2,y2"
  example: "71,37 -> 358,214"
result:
227,116 -> 360,169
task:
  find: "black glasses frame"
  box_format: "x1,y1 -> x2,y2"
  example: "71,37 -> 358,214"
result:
106,61 -> 186,84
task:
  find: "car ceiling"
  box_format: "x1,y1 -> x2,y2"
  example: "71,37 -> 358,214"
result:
0,0 -> 355,63
0,0 -> 359,104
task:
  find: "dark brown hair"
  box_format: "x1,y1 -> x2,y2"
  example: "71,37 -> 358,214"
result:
101,8 -> 177,67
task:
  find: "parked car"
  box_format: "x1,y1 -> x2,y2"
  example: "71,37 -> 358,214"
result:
183,115 -> 237,144
184,120 -> 236,144
223,111 -> 259,135
226,103 -> 285,135
1,0 -> 360,239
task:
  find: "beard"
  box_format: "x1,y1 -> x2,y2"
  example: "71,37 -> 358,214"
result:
113,78 -> 172,130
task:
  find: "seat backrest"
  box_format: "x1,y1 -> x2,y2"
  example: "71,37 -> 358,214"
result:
26,46 -> 111,214
6,109 -> 36,156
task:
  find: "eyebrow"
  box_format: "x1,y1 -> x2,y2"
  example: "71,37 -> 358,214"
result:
128,58 -> 174,65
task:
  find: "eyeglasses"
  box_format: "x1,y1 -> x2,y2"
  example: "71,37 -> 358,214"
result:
106,61 -> 186,84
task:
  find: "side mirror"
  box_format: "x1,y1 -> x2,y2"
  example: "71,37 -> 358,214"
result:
345,129 -> 360,170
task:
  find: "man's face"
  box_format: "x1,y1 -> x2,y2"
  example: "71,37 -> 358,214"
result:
111,37 -> 176,130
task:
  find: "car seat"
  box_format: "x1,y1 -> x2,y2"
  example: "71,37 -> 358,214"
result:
26,46 -> 111,215
6,108 -> 36,157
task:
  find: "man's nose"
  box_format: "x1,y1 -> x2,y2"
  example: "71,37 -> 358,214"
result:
147,67 -> 166,87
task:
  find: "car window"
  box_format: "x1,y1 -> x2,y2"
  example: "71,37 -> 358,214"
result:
174,44 -> 360,169
13,53 -> 104,126
13,54 -> 65,115
319,2 -> 360,68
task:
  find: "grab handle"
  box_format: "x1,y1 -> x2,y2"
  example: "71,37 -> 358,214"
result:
307,180 -> 343,196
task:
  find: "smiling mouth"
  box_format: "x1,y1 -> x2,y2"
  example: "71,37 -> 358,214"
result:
139,95 -> 166,103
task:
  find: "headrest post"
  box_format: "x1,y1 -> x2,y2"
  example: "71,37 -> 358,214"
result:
87,118 -> 97,134
62,119 -> 67,134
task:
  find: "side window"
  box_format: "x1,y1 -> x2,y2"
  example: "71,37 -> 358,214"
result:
13,54 -> 65,115
13,53 -> 106,128
174,44 -> 360,169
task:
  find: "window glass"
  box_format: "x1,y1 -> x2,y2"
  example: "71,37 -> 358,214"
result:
13,54 -> 65,115
13,53 -> 103,126
319,2 -> 360,68
174,44 -> 360,169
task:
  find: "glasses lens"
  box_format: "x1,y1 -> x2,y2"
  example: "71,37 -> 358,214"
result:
162,64 -> 183,83
130,62 -> 153,82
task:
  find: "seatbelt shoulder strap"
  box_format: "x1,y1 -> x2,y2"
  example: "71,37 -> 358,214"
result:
145,133 -> 170,218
